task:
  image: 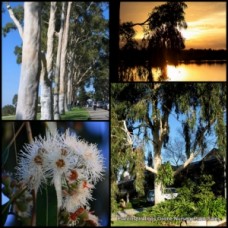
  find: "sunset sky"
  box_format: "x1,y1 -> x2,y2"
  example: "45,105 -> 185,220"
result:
120,2 -> 226,50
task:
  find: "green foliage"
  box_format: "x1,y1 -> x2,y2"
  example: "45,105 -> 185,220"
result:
136,175 -> 226,225
14,45 -> 22,64
12,94 -> 18,107
155,162 -> 174,187
132,148 -> 145,196
111,179 -> 119,213
2,105 -> 16,116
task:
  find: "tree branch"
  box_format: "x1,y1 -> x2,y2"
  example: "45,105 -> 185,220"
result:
122,120 -> 133,145
6,3 -> 23,40
145,165 -> 158,174
174,150 -> 201,176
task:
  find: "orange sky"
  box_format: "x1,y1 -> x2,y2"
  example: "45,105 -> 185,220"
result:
120,2 -> 226,50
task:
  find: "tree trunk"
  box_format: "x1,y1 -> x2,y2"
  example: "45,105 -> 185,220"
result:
154,152 -> 163,204
53,2 -> 65,120
40,2 -> 57,120
151,99 -> 169,204
40,52 -> 53,120
16,2 -> 41,120
59,2 -> 72,115
67,71 -> 72,109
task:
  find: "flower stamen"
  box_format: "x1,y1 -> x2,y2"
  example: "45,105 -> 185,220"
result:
69,170 -> 78,181
34,155 -> 43,165
56,159 -> 65,168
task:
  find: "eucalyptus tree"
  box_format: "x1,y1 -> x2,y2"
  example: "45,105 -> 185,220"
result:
4,2 -> 56,119
15,2 -> 41,119
145,1 -> 187,80
111,83 -> 226,206
40,2 -> 57,120
53,2 -> 65,120
58,2 -> 72,115
66,2 -> 109,107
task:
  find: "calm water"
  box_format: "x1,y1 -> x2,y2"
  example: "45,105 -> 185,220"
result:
124,63 -> 226,81
153,63 -> 226,81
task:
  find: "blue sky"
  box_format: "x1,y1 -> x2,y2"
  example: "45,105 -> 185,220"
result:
2,2 -> 22,107
1,2 -> 109,107
133,107 -> 217,166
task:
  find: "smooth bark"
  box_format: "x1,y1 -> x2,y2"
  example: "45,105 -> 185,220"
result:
53,2 -> 65,120
40,2 -> 57,120
59,2 -> 72,115
16,2 -> 41,120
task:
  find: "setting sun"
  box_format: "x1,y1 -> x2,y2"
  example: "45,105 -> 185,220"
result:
167,65 -> 186,81
180,28 -> 199,41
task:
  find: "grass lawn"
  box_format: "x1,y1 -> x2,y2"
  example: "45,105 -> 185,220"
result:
111,220 -> 159,226
2,108 -> 89,120
60,107 -> 89,120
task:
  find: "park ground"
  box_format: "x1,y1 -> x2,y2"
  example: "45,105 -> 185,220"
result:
2,107 -> 109,120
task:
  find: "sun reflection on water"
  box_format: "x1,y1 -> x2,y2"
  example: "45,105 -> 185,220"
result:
167,65 -> 187,81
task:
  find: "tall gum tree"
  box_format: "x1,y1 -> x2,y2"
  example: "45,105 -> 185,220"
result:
111,83 -> 226,206
59,2 -> 72,115
40,2 -> 57,120
16,2 -> 41,120
53,2 -> 65,120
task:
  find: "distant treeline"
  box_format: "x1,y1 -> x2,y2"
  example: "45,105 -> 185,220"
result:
119,47 -> 226,67
178,49 -> 226,61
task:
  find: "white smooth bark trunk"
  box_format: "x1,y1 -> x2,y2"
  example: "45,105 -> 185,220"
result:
40,2 -> 57,120
151,103 -> 169,204
154,153 -> 163,204
59,2 -> 72,115
67,71 -> 72,108
53,2 -> 65,120
16,2 -> 41,120
40,53 -> 52,120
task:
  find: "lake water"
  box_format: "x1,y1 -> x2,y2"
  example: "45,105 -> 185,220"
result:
124,63 -> 226,81
154,63 -> 226,81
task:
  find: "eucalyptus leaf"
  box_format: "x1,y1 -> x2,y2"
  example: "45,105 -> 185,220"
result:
36,185 -> 58,226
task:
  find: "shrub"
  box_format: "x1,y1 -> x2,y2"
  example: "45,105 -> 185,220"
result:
135,174 -> 226,225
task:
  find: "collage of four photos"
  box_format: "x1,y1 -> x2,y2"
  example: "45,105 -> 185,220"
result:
1,1 -> 227,227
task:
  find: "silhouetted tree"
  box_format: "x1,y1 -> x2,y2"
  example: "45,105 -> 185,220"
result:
119,2 -> 187,81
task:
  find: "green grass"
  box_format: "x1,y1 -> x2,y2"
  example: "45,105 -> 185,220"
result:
111,220 -> 159,226
2,115 -> 15,120
60,107 -> 89,120
2,108 -> 89,120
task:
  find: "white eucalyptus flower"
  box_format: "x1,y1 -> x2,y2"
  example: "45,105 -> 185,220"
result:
16,128 -> 105,216
63,180 -> 94,212
62,130 -> 104,184
16,139 -> 48,193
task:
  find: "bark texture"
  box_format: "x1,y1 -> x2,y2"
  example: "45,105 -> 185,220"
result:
16,2 -> 41,120
59,2 -> 72,114
40,2 -> 57,120
53,2 -> 65,120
